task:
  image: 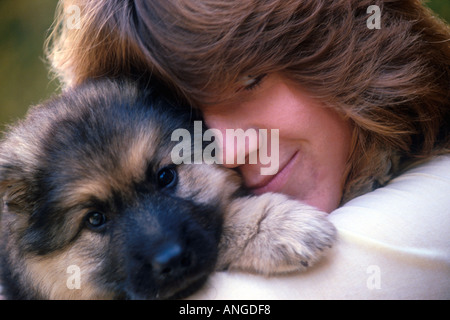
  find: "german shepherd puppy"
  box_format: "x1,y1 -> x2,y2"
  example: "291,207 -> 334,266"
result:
0,79 -> 336,299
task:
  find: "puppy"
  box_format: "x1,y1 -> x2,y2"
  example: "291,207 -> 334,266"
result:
0,79 -> 336,299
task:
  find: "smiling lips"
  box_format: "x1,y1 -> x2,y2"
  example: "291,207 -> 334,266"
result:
247,151 -> 299,195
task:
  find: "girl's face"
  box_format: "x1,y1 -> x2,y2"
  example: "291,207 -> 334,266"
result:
201,74 -> 352,213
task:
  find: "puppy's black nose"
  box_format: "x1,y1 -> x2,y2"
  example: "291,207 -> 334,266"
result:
152,242 -> 192,278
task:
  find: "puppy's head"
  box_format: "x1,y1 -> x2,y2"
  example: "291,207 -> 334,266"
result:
0,80 -> 238,299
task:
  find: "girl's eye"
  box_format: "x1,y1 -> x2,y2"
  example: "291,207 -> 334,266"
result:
241,74 -> 267,91
85,211 -> 107,230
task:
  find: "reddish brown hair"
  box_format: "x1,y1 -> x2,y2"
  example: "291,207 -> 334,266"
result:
46,0 -> 450,202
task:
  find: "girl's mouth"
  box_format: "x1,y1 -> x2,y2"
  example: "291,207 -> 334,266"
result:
249,151 -> 299,195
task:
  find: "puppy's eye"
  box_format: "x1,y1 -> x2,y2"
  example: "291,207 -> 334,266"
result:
85,212 -> 107,230
157,167 -> 177,188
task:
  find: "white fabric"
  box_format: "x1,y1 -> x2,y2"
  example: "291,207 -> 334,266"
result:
189,155 -> 450,300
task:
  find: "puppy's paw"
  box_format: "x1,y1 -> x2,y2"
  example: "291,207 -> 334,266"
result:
228,193 -> 337,275
264,200 -> 337,274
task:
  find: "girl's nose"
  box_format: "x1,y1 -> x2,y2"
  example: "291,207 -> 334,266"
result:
204,116 -> 259,169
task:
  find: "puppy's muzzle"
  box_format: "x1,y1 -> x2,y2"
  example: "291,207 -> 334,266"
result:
122,195 -> 219,299
151,242 -> 191,279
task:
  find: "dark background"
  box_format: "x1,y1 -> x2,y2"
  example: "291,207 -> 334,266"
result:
0,0 -> 449,132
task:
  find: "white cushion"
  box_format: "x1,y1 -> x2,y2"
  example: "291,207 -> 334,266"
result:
189,155 -> 450,299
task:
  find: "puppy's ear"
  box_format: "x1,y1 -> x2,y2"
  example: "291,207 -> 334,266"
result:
0,148 -> 33,214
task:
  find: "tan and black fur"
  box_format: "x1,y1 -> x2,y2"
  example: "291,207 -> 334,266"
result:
0,79 -> 336,299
